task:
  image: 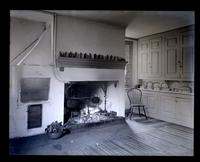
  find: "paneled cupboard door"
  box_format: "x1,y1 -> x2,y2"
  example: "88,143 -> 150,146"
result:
142,93 -> 158,119
160,95 -> 176,122
149,37 -> 162,78
138,37 -> 162,79
175,97 -> 194,128
138,40 -> 149,78
164,33 -> 180,79
179,30 -> 194,81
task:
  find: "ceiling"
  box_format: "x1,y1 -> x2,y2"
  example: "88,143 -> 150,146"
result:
46,10 -> 194,38
10,10 -> 53,25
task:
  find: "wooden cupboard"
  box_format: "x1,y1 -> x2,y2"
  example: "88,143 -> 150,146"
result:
138,25 -> 194,81
160,94 -> 194,128
141,89 -> 194,128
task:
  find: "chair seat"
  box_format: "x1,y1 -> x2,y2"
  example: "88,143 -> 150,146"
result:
130,104 -> 145,107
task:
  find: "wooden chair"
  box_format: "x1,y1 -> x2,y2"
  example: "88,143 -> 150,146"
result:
127,88 -> 148,120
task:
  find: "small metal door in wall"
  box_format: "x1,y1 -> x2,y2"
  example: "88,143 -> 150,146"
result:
27,104 -> 42,129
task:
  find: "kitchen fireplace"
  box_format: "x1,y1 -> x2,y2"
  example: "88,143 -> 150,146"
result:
64,81 -> 119,124
55,51 -> 127,126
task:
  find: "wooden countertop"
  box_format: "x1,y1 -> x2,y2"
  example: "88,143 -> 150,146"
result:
139,88 -> 194,96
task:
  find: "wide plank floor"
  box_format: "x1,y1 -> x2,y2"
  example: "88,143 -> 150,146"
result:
9,117 -> 193,156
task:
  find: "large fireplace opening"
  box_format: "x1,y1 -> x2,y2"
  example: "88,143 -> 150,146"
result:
64,81 -> 119,125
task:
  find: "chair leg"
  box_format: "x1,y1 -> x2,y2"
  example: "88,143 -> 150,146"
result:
127,109 -> 130,118
142,106 -> 148,120
138,106 -> 141,117
129,107 -> 133,120
129,108 -> 132,120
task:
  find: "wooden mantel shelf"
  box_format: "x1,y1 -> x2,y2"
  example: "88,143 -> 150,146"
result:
56,57 -> 128,70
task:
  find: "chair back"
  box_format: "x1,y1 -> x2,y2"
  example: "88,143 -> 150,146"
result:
127,88 -> 142,105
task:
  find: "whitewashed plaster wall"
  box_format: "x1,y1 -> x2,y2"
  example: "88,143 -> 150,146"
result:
56,15 -> 125,57
10,15 -> 126,138
10,17 -> 64,139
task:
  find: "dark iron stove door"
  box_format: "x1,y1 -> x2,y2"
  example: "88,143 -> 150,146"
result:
27,104 -> 42,129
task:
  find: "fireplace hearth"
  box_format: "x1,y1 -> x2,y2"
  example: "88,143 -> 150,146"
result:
68,109 -> 117,124
64,81 -> 119,124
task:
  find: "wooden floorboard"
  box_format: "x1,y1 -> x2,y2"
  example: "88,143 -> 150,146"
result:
94,143 -> 113,155
9,117 -> 194,156
127,133 -> 175,155
101,141 -> 130,155
112,136 -> 164,156
158,125 -> 193,140
164,124 -> 194,134
145,129 -> 193,151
